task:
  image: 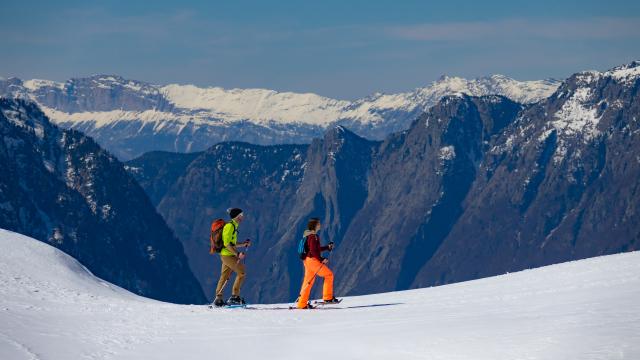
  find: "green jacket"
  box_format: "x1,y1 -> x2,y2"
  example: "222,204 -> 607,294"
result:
220,219 -> 239,256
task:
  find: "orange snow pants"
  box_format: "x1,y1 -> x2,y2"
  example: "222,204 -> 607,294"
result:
297,257 -> 334,308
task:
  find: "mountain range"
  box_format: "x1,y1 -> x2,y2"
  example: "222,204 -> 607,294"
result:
125,61 -> 640,303
0,73 -> 560,160
1,61 -> 637,305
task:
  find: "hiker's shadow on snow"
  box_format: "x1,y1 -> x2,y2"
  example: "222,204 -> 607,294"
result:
342,303 -> 403,309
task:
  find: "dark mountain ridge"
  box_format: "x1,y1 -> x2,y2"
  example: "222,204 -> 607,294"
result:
0,98 -> 205,304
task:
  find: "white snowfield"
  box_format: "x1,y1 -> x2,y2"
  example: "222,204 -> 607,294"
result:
1,228 -> 638,360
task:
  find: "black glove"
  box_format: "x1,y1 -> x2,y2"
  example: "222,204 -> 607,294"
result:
328,241 -> 335,251
244,239 -> 252,247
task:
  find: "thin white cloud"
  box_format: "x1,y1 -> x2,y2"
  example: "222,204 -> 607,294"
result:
386,17 -> 640,41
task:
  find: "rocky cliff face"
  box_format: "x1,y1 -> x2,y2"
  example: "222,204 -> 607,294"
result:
0,98 -> 205,304
412,62 -> 640,288
124,151 -> 202,206
26,75 -> 174,113
333,95 -> 523,295
126,61 -> 639,303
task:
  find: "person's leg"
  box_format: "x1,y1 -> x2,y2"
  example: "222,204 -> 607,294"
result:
316,265 -> 334,301
232,262 -> 246,296
215,259 -> 232,299
297,259 -> 320,308
220,255 -> 246,297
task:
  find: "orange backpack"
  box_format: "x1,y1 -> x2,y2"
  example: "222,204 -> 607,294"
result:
209,219 -> 226,254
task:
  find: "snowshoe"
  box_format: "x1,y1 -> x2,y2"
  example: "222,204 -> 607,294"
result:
323,297 -> 341,304
314,298 -> 342,305
227,295 -> 246,305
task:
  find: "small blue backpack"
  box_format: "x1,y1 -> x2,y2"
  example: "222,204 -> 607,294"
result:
297,235 -> 309,260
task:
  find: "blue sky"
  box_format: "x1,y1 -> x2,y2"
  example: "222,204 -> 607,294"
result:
1,0 -> 639,99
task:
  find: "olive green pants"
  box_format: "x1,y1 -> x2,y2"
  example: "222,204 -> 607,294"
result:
215,255 -> 246,298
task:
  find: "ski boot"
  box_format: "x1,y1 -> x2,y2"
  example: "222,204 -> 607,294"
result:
213,297 -> 226,307
302,302 -> 315,309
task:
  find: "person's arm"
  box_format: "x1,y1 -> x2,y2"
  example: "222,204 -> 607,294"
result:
321,241 -> 334,252
318,235 -> 333,252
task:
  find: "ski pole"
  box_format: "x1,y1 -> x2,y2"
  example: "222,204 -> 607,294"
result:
237,239 -> 250,264
308,257 -> 327,285
306,241 -> 333,285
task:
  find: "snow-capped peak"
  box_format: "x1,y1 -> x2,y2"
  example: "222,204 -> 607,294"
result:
160,83 -> 350,126
0,98 -> 50,136
23,79 -> 65,91
571,60 -> 640,87
79,74 -> 160,95
604,60 -> 640,85
406,74 -> 560,107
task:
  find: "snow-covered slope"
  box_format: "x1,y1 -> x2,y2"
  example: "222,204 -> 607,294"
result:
1,228 -> 638,359
0,73 -> 560,159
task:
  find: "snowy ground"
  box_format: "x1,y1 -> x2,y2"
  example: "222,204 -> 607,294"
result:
1,228 -> 638,360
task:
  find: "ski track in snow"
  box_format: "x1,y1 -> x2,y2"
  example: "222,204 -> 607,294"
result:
0,228 -> 639,359
0,332 -> 40,360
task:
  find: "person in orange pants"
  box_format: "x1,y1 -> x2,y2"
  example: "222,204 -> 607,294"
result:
297,217 -> 339,309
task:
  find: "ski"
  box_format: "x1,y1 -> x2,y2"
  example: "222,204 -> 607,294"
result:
208,303 -> 247,309
226,306 -> 294,310
313,298 -> 342,306
225,304 -> 247,308
287,305 -> 343,310
207,304 -> 343,310
285,299 -> 344,310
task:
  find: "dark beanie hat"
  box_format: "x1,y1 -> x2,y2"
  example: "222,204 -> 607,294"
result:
228,208 -> 243,219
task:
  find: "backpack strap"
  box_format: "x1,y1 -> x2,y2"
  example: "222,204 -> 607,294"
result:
304,234 -> 310,254
228,221 -> 237,235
